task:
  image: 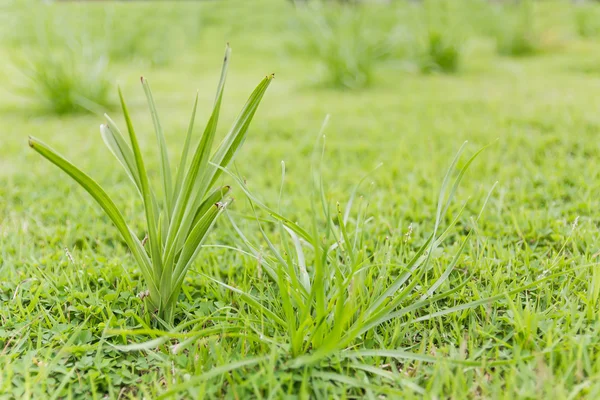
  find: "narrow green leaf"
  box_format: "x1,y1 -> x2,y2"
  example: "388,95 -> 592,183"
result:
28,137 -> 159,304
100,118 -> 142,194
173,202 -> 223,283
164,44 -> 231,268
202,73 -> 275,195
206,276 -> 287,328
175,73 -> 274,253
420,232 -> 472,300
365,234 -> 433,316
172,92 -> 199,207
188,185 -> 230,235
214,164 -> 314,243
118,87 -> 163,288
165,201 -> 227,310
142,77 -> 173,217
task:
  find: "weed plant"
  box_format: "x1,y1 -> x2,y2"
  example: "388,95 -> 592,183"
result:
207,140 -> 506,368
28,46 -> 273,326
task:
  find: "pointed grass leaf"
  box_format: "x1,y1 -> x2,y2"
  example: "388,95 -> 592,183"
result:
142,77 -> 173,217
165,201 -> 228,310
118,87 -> 163,283
164,44 -> 232,266
172,92 -> 199,206
100,118 -> 142,194
203,73 -> 275,193
28,137 -> 159,303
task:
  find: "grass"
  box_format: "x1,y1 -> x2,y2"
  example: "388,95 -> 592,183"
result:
3,0 -> 203,115
29,45 -> 273,325
493,1 -> 540,57
2,0 -> 600,398
574,4 -> 600,38
19,46 -> 113,115
417,30 -> 462,74
291,3 -> 391,88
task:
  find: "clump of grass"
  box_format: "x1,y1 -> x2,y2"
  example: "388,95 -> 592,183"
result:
8,1 -> 113,114
493,2 -> 539,57
211,138 -> 575,371
292,3 -> 390,89
211,139 -> 485,366
21,46 -> 113,115
417,30 -> 462,74
28,45 -> 273,326
574,5 -> 600,38
413,1 -> 463,74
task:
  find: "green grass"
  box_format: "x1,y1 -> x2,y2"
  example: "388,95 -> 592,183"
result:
2,0 -> 600,398
492,1 -> 541,57
574,4 -> 600,38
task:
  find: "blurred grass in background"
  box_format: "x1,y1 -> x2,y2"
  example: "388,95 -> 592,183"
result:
2,0 -> 592,101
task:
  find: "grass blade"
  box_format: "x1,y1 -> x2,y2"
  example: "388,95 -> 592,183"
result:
172,92 -> 199,207
100,117 -> 142,194
164,44 -> 231,267
28,136 -> 159,303
200,73 -> 274,196
142,77 -> 173,218
118,87 -> 163,294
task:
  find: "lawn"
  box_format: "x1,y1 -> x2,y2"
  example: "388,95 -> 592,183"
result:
1,0 -> 600,398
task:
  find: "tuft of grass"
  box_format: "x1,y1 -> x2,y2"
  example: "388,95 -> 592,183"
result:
412,1 -> 463,74
212,139 -> 491,367
28,45 -> 273,326
417,30 -> 462,74
493,2 -> 539,57
292,3 -> 391,89
20,46 -> 113,115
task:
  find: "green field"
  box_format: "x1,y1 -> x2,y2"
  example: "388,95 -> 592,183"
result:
2,0 -> 600,398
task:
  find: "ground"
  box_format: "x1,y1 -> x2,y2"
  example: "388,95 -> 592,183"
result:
1,0 -> 600,398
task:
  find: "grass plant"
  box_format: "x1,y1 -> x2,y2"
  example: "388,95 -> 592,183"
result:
28,45 -> 273,326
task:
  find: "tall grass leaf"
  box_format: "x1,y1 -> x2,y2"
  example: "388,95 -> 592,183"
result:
214,164 -> 313,243
100,122 -> 142,194
420,232 -> 472,300
406,265 -> 593,326
118,87 -> 163,287
27,137 -> 158,302
171,202 -> 224,289
164,44 -> 231,266
366,234 -> 434,315
173,92 -> 199,206
188,185 -> 231,233
204,74 -> 275,191
142,77 -> 173,217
